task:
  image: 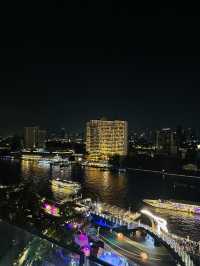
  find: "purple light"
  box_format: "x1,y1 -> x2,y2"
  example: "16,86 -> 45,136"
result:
66,223 -> 74,230
74,233 -> 89,247
51,206 -> 57,215
44,204 -> 51,209
43,203 -> 60,217
195,208 -> 200,214
82,246 -> 90,257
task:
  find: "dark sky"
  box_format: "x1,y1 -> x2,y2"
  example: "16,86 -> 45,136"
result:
1,5 -> 200,135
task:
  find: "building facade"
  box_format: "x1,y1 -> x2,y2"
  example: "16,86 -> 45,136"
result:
24,127 -> 46,149
86,119 -> 128,160
38,129 -> 47,148
156,128 -> 177,155
24,126 -> 39,149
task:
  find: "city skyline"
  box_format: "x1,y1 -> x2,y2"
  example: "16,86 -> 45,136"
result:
1,68 -> 200,135
1,120 -> 200,138
1,6 -> 200,265
1,117 -> 200,137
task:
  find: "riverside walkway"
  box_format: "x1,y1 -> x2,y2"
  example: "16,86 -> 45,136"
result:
89,202 -> 196,266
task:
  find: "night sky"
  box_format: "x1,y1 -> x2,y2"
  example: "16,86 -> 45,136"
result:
1,6 -> 200,135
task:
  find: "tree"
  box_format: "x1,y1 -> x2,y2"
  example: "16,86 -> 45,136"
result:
108,154 -> 128,168
185,148 -> 197,164
11,135 -> 22,151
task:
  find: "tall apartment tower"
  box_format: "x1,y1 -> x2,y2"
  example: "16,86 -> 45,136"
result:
86,119 -> 128,160
24,127 -> 46,149
38,129 -> 47,148
24,126 -> 39,149
156,128 -> 177,155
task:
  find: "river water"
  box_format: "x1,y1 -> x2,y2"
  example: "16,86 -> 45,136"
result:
1,159 -> 200,242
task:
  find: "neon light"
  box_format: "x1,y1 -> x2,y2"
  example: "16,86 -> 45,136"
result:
91,215 -> 113,228
43,203 -> 60,217
82,246 -> 90,257
74,233 -> 89,247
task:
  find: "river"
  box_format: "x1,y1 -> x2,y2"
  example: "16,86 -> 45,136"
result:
0,159 -> 200,242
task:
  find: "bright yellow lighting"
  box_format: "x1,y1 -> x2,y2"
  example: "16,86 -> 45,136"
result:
117,233 -> 123,240
140,252 -> 148,261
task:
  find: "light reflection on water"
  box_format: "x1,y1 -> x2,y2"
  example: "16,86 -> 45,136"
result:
1,159 -> 200,241
81,168 -> 128,204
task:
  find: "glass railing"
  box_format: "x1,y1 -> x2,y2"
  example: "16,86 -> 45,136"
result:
2,217 -> 192,266
0,219 -> 112,266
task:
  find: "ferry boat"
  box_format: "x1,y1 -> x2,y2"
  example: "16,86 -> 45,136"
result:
38,158 -> 52,164
51,155 -> 70,165
38,155 -> 70,166
143,199 -> 200,214
50,178 -> 81,191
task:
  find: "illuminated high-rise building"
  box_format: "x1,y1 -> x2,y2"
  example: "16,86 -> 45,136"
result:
24,126 -> 39,149
86,119 -> 128,160
24,127 -> 46,149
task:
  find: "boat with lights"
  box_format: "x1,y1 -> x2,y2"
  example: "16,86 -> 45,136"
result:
51,155 -> 70,165
38,155 -> 70,166
143,199 -> 200,214
50,178 -> 81,191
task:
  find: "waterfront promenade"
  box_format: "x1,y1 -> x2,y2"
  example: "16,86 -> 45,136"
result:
89,202 -> 196,266
100,230 -> 176,266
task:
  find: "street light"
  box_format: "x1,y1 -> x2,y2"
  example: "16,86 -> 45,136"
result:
140,252 -> 148,261
117,233 -> 123,240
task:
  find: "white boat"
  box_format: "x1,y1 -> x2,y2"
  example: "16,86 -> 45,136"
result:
38,155 -> 70,166
51,155 -> 70,165
143,199 -> 200,214
38,158 -> 52,164
50,178 -> 81,191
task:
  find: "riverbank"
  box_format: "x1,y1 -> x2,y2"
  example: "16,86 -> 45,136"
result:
127,167 -> 200,179
83,163 -> 200,180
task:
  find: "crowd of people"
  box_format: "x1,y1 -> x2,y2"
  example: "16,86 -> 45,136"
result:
177,238 -> 200,257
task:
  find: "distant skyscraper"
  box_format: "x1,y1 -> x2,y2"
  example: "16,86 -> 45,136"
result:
24,127 -> 46,149
185,128 -> 196,142
60,127 -> 66,139
176,125 -> 184,148
38,129 -> 46,148
86,119 -> 128,160
24,126 -> 39,149
156,128 -> 177,155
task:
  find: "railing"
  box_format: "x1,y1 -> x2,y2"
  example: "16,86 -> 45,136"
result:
139,222 -> 194,266
130,222 -> 195,266
91,210 -> 195,266
159,232 -> 194,266
0,219 -> 113,266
